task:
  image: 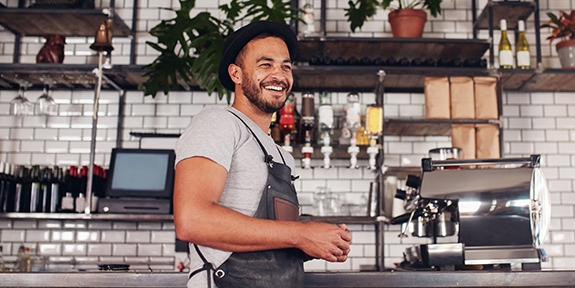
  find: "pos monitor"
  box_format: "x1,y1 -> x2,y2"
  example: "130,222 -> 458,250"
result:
105,148 -> 176,199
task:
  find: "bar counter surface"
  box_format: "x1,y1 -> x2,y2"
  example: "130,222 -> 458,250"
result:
2,271 -> 575,287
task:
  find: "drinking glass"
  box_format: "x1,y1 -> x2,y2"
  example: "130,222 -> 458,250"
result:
35,85 -> 57,116
9,85 -> 33,116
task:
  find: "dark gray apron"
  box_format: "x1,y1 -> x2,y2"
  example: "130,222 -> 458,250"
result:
189,111 -> 306,288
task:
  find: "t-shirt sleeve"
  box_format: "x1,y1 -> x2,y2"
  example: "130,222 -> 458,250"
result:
175,107 -> 238,171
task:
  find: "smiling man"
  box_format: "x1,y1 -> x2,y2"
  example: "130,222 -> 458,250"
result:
173,21 -> 352,288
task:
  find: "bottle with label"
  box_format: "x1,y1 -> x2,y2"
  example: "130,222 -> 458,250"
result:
498,19 -> 513,69
516,20 -> 531,69
29,165 -> 42,213
49,166 -> 63,213
301,0 -> 315,37
279,94 -> 296,152
14,166 -> 31,212
301,92 -> 316,144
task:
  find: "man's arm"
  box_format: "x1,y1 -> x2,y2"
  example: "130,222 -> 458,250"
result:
173,156 -> 351,262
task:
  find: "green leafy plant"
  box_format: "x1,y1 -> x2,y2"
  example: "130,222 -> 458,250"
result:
345,0 -> 443,32
140,0 -> 301,103
541,10 -> 575,44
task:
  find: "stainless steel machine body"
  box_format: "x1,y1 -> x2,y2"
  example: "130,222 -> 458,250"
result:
395,155 -> 550,270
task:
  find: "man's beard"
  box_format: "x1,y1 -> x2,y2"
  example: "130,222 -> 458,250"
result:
242,71 -> 289,114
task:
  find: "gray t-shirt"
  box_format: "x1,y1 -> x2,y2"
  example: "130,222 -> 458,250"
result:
175,106 -> 296,288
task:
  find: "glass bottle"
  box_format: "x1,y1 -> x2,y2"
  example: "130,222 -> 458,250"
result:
270,112 -> 282,143
50,166 -> 63,213
301,0 -> 315,37
345,92 -> 361,146
366,104 -> 383,145
279,94 -> 296,149
516,20 -> 531,69
357,115 -> 369,146
318,92 -> 334,146
14,166 -> 31,212
498,19 -> 513,69
301,92 -> 316,144
0,245 -> 4,271
29,165 -> 42,213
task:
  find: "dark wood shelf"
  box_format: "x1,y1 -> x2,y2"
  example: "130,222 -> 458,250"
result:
501,68 -> 575,92
474,1 -> 536,30
296,37 -> 490,63
0,7 -> 133,37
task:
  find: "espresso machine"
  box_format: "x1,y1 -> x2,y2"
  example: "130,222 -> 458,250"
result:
393,155 -> 550,271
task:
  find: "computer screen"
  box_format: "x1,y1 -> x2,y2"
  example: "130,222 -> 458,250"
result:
105,148 -> 175,199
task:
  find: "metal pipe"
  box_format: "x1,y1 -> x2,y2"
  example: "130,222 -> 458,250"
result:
85,51 -> 105,215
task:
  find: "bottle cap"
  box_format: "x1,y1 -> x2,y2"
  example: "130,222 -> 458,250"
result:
500,19 -> 507,31
518,20 -> 525,31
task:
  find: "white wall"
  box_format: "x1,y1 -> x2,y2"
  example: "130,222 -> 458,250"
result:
0,0 -> 574,272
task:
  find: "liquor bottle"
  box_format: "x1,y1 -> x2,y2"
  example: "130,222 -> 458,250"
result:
29,165 -> 44,213
14,166 -> 31,212
61,166 -> 78,213
318,92 -> 334,146
373,57 -> 385,66
410,58 -> 423,67
49,166 -> 63,213
3,164 -> 17,212
345,93 -> 362,146
301,92 -> 316,144
335,56 -> 346,65
423,58 -> 436,67
301,0 -> 315,37
360,56 -> 372,65
397,57 -> 410,66
516,20 -> 531,69
0,162 -> 7,212
279,94 -> 296,151
39,166 -> 52,212
347,56 -> 358,65
498,19 -> 514,69
270,112 -> 282,143
78,166 -> 89,213
357,115 -> 369,146
366,104 -> 384,144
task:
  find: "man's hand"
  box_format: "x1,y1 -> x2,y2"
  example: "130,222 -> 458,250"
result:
296,222 -> 352,262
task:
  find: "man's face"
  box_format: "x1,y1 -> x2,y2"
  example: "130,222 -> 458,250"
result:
236,36 -> 293,114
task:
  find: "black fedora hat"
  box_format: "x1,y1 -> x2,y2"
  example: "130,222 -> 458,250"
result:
218,21 -> 298,91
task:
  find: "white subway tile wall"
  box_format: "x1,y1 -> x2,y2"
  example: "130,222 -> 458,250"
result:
0,0 -> 574,272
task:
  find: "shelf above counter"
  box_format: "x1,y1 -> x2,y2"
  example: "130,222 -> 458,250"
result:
2,64 -> 575,93
295,37 -> 490,63
474,0 -> 536,30
0,7 -> 133,37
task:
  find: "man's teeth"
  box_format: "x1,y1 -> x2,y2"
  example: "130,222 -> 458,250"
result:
265,85 -> 283,91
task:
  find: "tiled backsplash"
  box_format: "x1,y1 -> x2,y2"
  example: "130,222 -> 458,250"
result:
0,0 -> 574,272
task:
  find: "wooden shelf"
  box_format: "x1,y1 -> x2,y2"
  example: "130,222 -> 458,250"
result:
296,37 -> 490,63
474,1 -> 536,30
0,7 -> 133,37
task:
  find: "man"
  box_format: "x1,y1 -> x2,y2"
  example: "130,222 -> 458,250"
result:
173,21 -> 352,288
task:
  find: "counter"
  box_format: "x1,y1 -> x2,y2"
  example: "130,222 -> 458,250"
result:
2,271 -> 575,287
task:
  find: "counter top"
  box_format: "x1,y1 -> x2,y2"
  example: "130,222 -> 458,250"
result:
2,271 -> 574,287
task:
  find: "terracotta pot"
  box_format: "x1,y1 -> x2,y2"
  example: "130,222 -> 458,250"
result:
556,39 -> 575,69
388,8 -> 427,38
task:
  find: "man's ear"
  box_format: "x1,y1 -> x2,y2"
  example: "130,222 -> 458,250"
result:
228,64 -> 242,86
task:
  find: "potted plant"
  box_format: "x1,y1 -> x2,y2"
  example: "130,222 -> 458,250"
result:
345,0 -> 443,37
541,10 -> 575,69
140,0 -> 301,103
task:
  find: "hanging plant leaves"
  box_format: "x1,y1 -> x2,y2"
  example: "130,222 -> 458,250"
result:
140,0 -> 302,104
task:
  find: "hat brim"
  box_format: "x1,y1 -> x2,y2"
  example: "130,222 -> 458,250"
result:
218,21 -> 298,91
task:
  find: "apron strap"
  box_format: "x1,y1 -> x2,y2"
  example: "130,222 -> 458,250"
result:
228,110 -> 286,165
189,244 -> 214,288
